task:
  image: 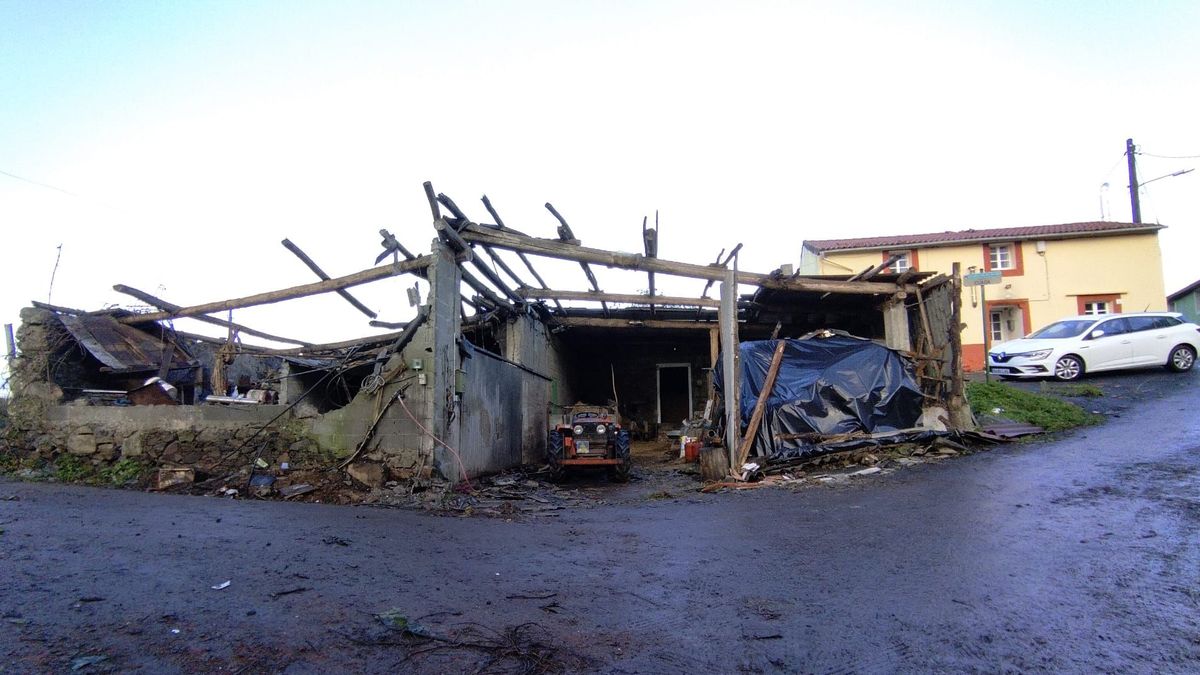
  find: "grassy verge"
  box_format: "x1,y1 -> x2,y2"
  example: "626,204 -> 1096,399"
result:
967,381 -> 1102,432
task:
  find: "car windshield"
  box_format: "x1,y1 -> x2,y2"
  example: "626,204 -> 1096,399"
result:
1027,319 -> 1095,339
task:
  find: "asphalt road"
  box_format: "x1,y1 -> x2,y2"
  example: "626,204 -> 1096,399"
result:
2,367 -> 1199,673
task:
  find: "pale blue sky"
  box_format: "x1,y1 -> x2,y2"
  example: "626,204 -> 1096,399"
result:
2,1 -> 1198,382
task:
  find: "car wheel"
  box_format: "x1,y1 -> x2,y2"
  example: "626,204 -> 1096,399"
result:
1167,345 -> 1196,372
1053,355 -> 1084,381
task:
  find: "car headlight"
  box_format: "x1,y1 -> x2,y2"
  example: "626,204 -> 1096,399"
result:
573,425 -> 584,435
595,424 -> 606,434
1018,349 -> 1052,360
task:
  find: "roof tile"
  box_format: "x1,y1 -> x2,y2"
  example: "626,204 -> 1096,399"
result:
804,221 -> 1163,252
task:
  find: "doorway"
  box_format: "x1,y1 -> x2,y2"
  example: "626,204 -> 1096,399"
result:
989,305 -> 1027,344
657,364 -> 692,426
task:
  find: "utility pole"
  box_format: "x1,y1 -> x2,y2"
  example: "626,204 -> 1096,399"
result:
1126,138 -> 1141,223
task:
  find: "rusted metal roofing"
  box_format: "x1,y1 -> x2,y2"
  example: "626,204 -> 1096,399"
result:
58,313 -> 196,373
804,221 -> 1164,253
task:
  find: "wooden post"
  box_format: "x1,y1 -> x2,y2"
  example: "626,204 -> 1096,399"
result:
734,339 -> 787,468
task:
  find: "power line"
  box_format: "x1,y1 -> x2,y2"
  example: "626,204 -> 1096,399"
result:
0,168 -> 86,198
1137,151 -> 1200,160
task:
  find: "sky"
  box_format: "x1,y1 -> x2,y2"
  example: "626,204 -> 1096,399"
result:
2,0 -> 1199,390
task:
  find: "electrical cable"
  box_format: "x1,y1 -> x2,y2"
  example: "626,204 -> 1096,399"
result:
396,392 -> 474,491
1137,151 -> 1200,160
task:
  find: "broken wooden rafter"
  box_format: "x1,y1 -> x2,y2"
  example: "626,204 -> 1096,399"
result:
481,194 -> 564,314
519,288 -> 720,308
545,202 -> 607,316
115,256 -> 433,325
700,244 -> 743,298
434,217 -> 523,306
555,317 -> 717,330
112,285 -> 312,347
281,239 -> 377,319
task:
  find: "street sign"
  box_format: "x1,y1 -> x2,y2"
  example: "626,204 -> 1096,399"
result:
963,270 -> 1002,286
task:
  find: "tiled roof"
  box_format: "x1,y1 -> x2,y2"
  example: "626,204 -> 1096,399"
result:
1168,278 -> 1200,302
804,221 -> 1164,253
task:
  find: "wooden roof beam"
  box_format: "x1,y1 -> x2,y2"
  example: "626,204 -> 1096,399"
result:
520,288 -> 719,308
112,285 -> 312,347
482,194 -> 564,314
281,238 -> 377,319
115,256 -> 433,325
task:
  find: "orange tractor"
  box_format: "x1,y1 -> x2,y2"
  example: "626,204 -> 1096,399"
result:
547,404 -> 631,482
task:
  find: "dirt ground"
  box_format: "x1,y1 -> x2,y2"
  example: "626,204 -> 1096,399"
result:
2,365 -> 1199,673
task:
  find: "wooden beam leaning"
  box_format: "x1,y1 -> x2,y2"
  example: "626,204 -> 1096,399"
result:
115,256 -> 433,325
554,317 -> 717,330
112,285 -> 312,347
281,239 -> 377,319
519,289 -> 720,308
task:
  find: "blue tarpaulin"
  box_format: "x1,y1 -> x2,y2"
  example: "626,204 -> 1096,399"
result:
715,334 -> 924,458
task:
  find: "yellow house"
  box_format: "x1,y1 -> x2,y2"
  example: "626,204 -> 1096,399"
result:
800,221 -> 1167,371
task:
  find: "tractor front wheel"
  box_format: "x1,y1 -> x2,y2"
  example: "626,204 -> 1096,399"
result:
547,430 -> 566,482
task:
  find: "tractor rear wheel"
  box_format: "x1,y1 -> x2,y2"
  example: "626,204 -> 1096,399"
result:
609,430 -> 632,483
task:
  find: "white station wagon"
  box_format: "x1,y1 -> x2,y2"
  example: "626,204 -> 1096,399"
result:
987,312 -> 1200,381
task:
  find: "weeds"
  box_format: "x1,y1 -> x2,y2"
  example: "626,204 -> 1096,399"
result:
967,382 -> 1101,432
99,459 -> 145,486
54,455 -> 93,483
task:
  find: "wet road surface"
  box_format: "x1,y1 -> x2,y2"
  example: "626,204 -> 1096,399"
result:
2,370 -> 1199,673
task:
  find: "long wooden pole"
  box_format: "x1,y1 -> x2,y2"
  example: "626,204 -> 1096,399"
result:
461,224 -> 915,295
116,256 -> 432,325
112,284 -> 312,347
734,339 -> 787,468
519,289 -> 720,308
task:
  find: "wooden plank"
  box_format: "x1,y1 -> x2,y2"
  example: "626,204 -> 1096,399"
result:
519,288 -> 720,308
116,256 -> 433,325
112,285 -> 312,347
735,339 -> 787,468
281,239 -> 377,319
554,317 -> 717,330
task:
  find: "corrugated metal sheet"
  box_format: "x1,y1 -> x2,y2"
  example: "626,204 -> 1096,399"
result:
58,314 -> 195,373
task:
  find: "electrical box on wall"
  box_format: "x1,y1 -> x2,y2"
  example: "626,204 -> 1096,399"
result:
410,358 -> 423,371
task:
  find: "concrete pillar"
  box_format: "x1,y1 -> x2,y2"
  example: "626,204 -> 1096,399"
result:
883,292 -> 912,351
719,269 -> 740,468
426,239 -> 463,481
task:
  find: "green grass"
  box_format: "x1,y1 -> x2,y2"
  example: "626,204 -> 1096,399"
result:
1041,382 -> 1104,398
967,382 -> 1102,432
